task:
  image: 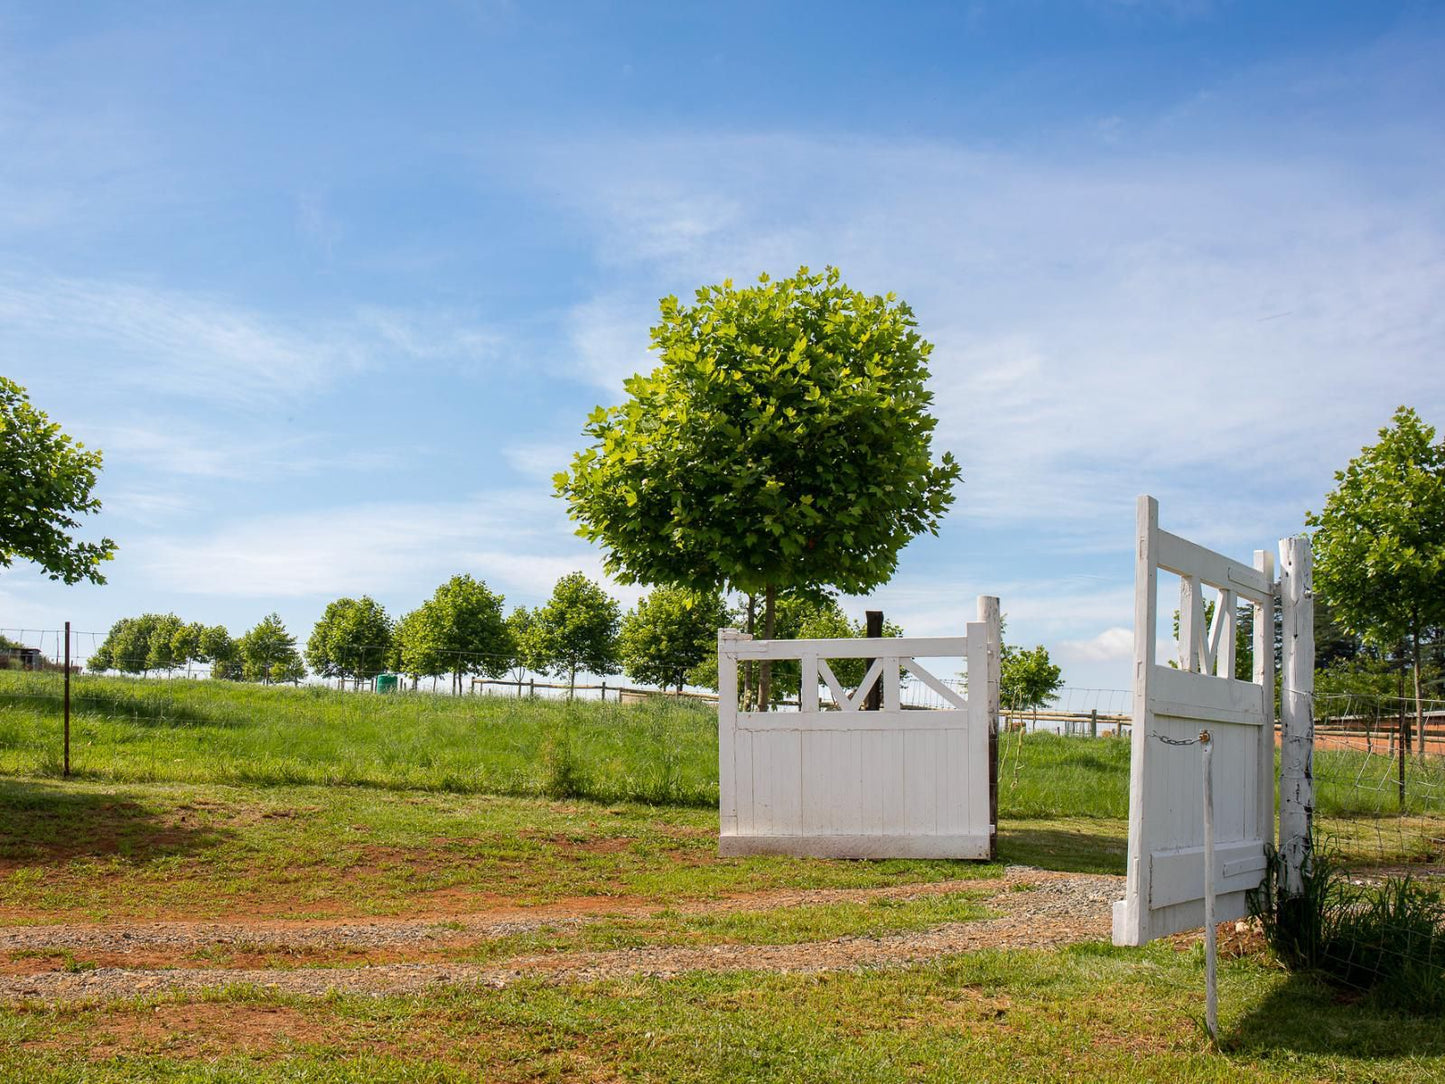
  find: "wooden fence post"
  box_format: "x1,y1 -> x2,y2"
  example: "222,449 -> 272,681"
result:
1279,535 -> 1315,896
863,610 -> 883,711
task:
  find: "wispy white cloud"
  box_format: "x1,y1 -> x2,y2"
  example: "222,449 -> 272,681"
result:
135,492 -> 622,606
0,274 -> 368,406
565,294 -> 657,392
0,274 -> 509,409
88,424 -> 401,481
545,118 -> 1445,547
502,441 -> 574,480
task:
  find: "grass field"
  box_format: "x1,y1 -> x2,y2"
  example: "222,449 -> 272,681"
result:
5,672 -> 1442,818
0,673 -> 1442,1081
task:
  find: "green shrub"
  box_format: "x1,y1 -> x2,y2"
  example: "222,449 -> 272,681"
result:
1250,836 -> 1445,1014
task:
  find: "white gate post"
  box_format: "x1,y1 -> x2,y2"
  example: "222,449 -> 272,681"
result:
1279,536 -> 1315,896
977,595 -> 1001,859
718,629 -> 745,842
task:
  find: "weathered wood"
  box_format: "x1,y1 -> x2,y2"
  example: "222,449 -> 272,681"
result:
717,623 -> 993,859
1115,497 -> 1287,948
1279,535 -> 1315,896
1155,528 -> 1273,603
726,635 -> 968,659
977,595 -> 1001,861
1115,495 -> 1159,947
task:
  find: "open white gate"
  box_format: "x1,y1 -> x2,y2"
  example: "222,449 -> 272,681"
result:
717,598 -> 1001,859
1113,496 -> 1277,946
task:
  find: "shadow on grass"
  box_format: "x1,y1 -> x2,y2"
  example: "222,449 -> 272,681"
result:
1226,969 -> 1445,1059
0,679 -> 220,728
997,821 -> 1127,875
0,779 -> 232,865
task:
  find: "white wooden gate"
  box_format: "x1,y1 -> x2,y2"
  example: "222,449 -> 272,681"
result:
1113,496 -> 1277,946
717,599 -> 1001,859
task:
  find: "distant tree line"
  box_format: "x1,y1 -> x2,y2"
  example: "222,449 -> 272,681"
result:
84,572 -> 992,702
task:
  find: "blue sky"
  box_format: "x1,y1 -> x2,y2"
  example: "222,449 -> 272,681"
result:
3,0 -> 1443,692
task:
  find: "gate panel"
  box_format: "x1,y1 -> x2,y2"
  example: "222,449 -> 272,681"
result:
1113,496 -> 1276,946
718,605 -> 999,859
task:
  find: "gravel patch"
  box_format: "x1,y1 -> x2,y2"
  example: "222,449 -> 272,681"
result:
1,867 -> 1121,1004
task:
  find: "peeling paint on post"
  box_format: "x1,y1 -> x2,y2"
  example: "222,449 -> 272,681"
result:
1279,535 -> 1315,896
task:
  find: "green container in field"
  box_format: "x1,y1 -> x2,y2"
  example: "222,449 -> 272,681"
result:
375,673 -> 399,693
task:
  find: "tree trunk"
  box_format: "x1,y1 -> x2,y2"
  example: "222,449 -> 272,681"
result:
759,584 -> 776,709
569,664 -> 577,699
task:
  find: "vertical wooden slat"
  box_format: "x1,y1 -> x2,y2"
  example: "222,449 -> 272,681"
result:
882,657 -> 901,712
1179,573 -> 1203,673
800,654 -> 819,714
1279,536 -> 1314,896
977,596 -> 1001,856
1216,588 -> 1237,680
1254,548 -> 1276,850
717,630 -> 741,837
1116,494 -> 1159,946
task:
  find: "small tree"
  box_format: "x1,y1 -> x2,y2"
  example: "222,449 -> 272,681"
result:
556,267 -> 960,706
397,575 -> 511,695
306,596 -> 394,687
1000,644 -> 1064,725
90,614 -> 175,676
531,572 -> 620,697
237,613 -> 305,685
200,625 -> 241,680
505,606 -> 537,687
0,377 -> 117,584
1307,407 -> 1445,754
620,587 -> 729,694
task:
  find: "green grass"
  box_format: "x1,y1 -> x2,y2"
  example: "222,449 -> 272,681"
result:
0,775 -> 1127,922
2,943 -> 1443,1081
0,672 -> 720,806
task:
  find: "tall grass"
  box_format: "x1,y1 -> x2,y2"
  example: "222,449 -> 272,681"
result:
3,672 -> 1443,820
0,672 -> 720,806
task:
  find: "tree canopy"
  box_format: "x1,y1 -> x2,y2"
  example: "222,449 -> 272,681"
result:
555,266 -> 960,610
395,575 -> 511,693
619,586 -> 729,693
306,596 -> 394,685
0,376 -> 117,584
238,613 -> 306,684
1000,643 -> 1064,714
1306,406 -> 1445,751
90,615 -> 233,676
529,572 -> 620,696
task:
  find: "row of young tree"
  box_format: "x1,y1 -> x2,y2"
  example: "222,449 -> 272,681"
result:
86,571 -> 1067,707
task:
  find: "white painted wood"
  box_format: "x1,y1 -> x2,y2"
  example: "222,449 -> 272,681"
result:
1203,731 -> 1218,1043
1155,528 -> 1273,603
727,635 -> 969,659
718,833 -> 991,859
817,658 -> 847,707
1279,535 -> 1315,896
902,657 -> 968,709
800,653 -> 819,715
1148,665 -> 1266,726
1253,548 -> 1276,854
717,629 -> 743,836
717,611 -> 994,859
1115,497 -> 1286,947
1114,495 -> 1159,947
977,595 -> 1002,859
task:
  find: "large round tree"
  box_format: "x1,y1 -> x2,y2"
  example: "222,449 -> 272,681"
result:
556,267 -> 960,703
0,377 -> 116,584
1306,406 -> 1445,754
